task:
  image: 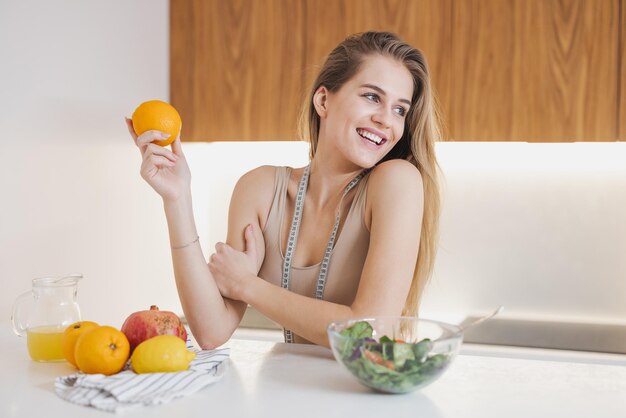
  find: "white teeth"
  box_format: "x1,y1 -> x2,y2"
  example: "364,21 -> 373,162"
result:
357,129 -> 383,145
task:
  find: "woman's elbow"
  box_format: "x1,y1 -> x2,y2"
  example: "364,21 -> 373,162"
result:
193,328 -> 232,350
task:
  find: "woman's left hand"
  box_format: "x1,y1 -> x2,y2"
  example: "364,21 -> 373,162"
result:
208,224 -> 258,301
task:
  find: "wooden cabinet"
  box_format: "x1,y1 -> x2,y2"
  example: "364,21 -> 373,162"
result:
617,0 -> 626,141
171,0 -> 305,141
171,0 -> 623,142
170,0 -> 451,141
452,0 -> 619,141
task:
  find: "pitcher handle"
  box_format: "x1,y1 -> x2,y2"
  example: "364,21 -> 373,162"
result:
11,290 -> 33,337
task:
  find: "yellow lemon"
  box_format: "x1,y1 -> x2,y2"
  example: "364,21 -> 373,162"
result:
131,335 -> 196,373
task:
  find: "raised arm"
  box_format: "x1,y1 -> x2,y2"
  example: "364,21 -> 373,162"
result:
125,119 -> 268,349
166,166 -> 270,349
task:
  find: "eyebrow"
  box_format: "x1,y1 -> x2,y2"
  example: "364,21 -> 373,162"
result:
360,83 -> 411,106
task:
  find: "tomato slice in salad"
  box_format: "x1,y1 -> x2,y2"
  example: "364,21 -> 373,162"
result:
363,349 -> 395,370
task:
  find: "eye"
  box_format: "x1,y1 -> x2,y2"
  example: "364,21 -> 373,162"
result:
363,92 -> 380,103
394,106 -> 408,117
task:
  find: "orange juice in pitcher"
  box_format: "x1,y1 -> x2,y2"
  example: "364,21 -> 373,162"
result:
12,274 -> 83,362
27,325 -> 66,362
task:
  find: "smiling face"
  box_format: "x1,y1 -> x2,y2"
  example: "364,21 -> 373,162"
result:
313,54 -> 414,169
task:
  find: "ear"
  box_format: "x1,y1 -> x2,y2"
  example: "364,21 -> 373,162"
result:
312,86 -> 329,118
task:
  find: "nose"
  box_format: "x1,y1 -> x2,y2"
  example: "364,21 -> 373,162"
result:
371,106 -> 392,129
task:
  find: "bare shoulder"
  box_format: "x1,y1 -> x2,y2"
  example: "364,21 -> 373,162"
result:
365,160 -> 423,228
230,165 -> 278,230
234,165 -> 277,194
368,159 -> 423,195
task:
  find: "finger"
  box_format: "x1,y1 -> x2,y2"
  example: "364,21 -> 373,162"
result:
136,130 -> 172,150
142,143 -> 179,163
215,242 -> 225,253
208,262 -> 217,276
244,224 -> 257,257
141,154 -> 176,170
125,117 -> 138,142
170,136 -> 185,158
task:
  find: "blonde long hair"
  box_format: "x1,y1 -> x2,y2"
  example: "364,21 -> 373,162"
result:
298,32 -> 443,316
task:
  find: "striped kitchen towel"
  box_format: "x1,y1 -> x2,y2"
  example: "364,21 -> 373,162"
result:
55,341 -> 229,413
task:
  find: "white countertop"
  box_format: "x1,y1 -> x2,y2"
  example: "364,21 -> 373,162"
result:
1,326 -> 625,418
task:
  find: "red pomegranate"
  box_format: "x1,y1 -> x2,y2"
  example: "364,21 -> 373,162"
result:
121,305 -> 187,353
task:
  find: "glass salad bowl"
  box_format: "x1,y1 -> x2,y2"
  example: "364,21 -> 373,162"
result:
327,317 -> 463,394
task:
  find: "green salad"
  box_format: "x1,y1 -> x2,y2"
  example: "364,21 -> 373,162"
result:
337,321 -> 450,393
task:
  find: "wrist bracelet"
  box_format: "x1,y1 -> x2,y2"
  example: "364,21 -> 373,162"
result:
171,235 -> 200,250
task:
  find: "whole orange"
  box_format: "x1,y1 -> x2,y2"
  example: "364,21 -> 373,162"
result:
74,326 -> 130,375
62,321 -> 99,368
131,100 -> 182,146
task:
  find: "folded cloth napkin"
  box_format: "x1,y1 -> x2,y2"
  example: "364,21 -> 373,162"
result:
55,340 -> 229,413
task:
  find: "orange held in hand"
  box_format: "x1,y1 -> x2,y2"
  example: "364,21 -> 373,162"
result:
62,321 -> 99,368
74,326 -> 130,375
131,100 -> 182,147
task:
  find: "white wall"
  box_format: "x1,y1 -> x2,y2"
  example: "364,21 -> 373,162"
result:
1,1 -> 175,327
424,142 -> 626,325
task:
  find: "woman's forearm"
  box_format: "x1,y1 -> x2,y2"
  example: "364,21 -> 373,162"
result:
164,193 -> 243,348
244,277 -> 355,347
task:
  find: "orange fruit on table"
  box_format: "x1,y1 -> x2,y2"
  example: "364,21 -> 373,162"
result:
62,321 -> 99,368
74,326 -> 130,375
131,100 -> 182,147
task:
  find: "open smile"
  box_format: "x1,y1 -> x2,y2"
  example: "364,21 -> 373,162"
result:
356,128 -> 387,146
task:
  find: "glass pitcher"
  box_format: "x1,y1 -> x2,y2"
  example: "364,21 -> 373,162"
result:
11,274 -> 83,362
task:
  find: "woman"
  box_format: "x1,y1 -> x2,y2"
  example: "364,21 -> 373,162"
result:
125,31 -> 442,348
